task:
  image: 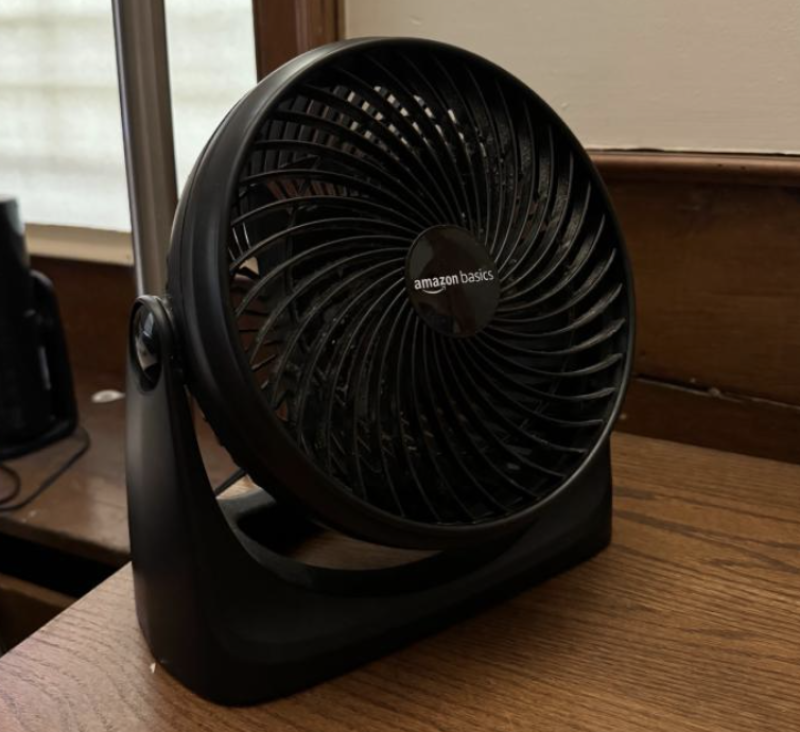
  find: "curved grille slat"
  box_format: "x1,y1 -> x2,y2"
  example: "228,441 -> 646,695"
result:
358,55 -> 467,226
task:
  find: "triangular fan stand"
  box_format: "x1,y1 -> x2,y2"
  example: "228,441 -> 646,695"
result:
126,297 -> 612,705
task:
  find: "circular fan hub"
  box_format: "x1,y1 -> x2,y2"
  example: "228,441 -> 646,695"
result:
405,225 -> 499,337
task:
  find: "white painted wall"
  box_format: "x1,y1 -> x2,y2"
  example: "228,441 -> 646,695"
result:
345,0 -> 800,154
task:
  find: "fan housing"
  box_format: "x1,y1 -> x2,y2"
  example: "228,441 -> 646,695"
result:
167,37 -> 633,549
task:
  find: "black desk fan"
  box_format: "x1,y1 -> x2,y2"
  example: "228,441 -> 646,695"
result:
127,38 -> 634,705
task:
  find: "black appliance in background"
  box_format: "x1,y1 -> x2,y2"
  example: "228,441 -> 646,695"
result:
0,197 -> 77,461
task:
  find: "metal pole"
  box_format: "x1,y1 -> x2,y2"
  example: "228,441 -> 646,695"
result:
112,0 -> 177,296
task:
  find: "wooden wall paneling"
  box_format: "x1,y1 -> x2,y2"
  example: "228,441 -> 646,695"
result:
31,257 -> 135,385
604,177 -> 800,405
593,152 -> 800,464
620,378 -> 800,466
27,150 -> 800,466
593,151 -> 800,187
252,0 -> 340,79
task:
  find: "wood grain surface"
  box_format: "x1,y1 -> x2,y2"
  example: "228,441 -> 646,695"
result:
599,161 -> 800,464
252,0 -> 340,79
613,179 -> 800,406
0,370 -> 235,570
0,373 -> 129,567
1,432 -> 798,732
621,378 -> 800,466
0,572 -> 72,653
593,151 -> 800,187
31,257 -> 135,384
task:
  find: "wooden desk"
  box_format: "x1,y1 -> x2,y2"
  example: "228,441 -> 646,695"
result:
0,375 -> 129,567
0,370 -> 235,570
0,433 -> 798,731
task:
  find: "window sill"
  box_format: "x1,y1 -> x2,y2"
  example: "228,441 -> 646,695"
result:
26,225 -> 133,267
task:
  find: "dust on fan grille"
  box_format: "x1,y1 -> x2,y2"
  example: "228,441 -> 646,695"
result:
226,46 -> 628,526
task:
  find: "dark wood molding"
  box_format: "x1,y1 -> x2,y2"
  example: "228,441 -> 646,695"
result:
31,257 -> 135,384
592,150 -> 800,187
602,165 -> 800,464
251,0 -> 340,80
606,179 -> 800,405
620,378 -> 800,466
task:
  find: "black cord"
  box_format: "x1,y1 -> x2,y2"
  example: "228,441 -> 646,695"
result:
213,466 -> 247,496
0,425 -> 91,512
0,462 -> 21,505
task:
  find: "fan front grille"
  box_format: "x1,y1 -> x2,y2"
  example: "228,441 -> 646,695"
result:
226,44 -> 630,527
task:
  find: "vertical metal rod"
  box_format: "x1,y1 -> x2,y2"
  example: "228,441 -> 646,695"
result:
112,0 -> 177,296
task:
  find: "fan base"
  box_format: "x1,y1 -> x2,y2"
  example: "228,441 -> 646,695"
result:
126,298 -> 613,706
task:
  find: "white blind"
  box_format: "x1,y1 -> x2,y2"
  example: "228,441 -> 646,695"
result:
0,0 -> 256,232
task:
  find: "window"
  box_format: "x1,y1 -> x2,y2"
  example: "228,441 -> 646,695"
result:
0,0 -> 255,245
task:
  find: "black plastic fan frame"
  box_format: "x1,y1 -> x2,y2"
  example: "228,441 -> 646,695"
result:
168,37 -> 635,550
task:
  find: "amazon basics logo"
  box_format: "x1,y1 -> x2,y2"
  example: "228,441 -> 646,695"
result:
413,268 -> 495,295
